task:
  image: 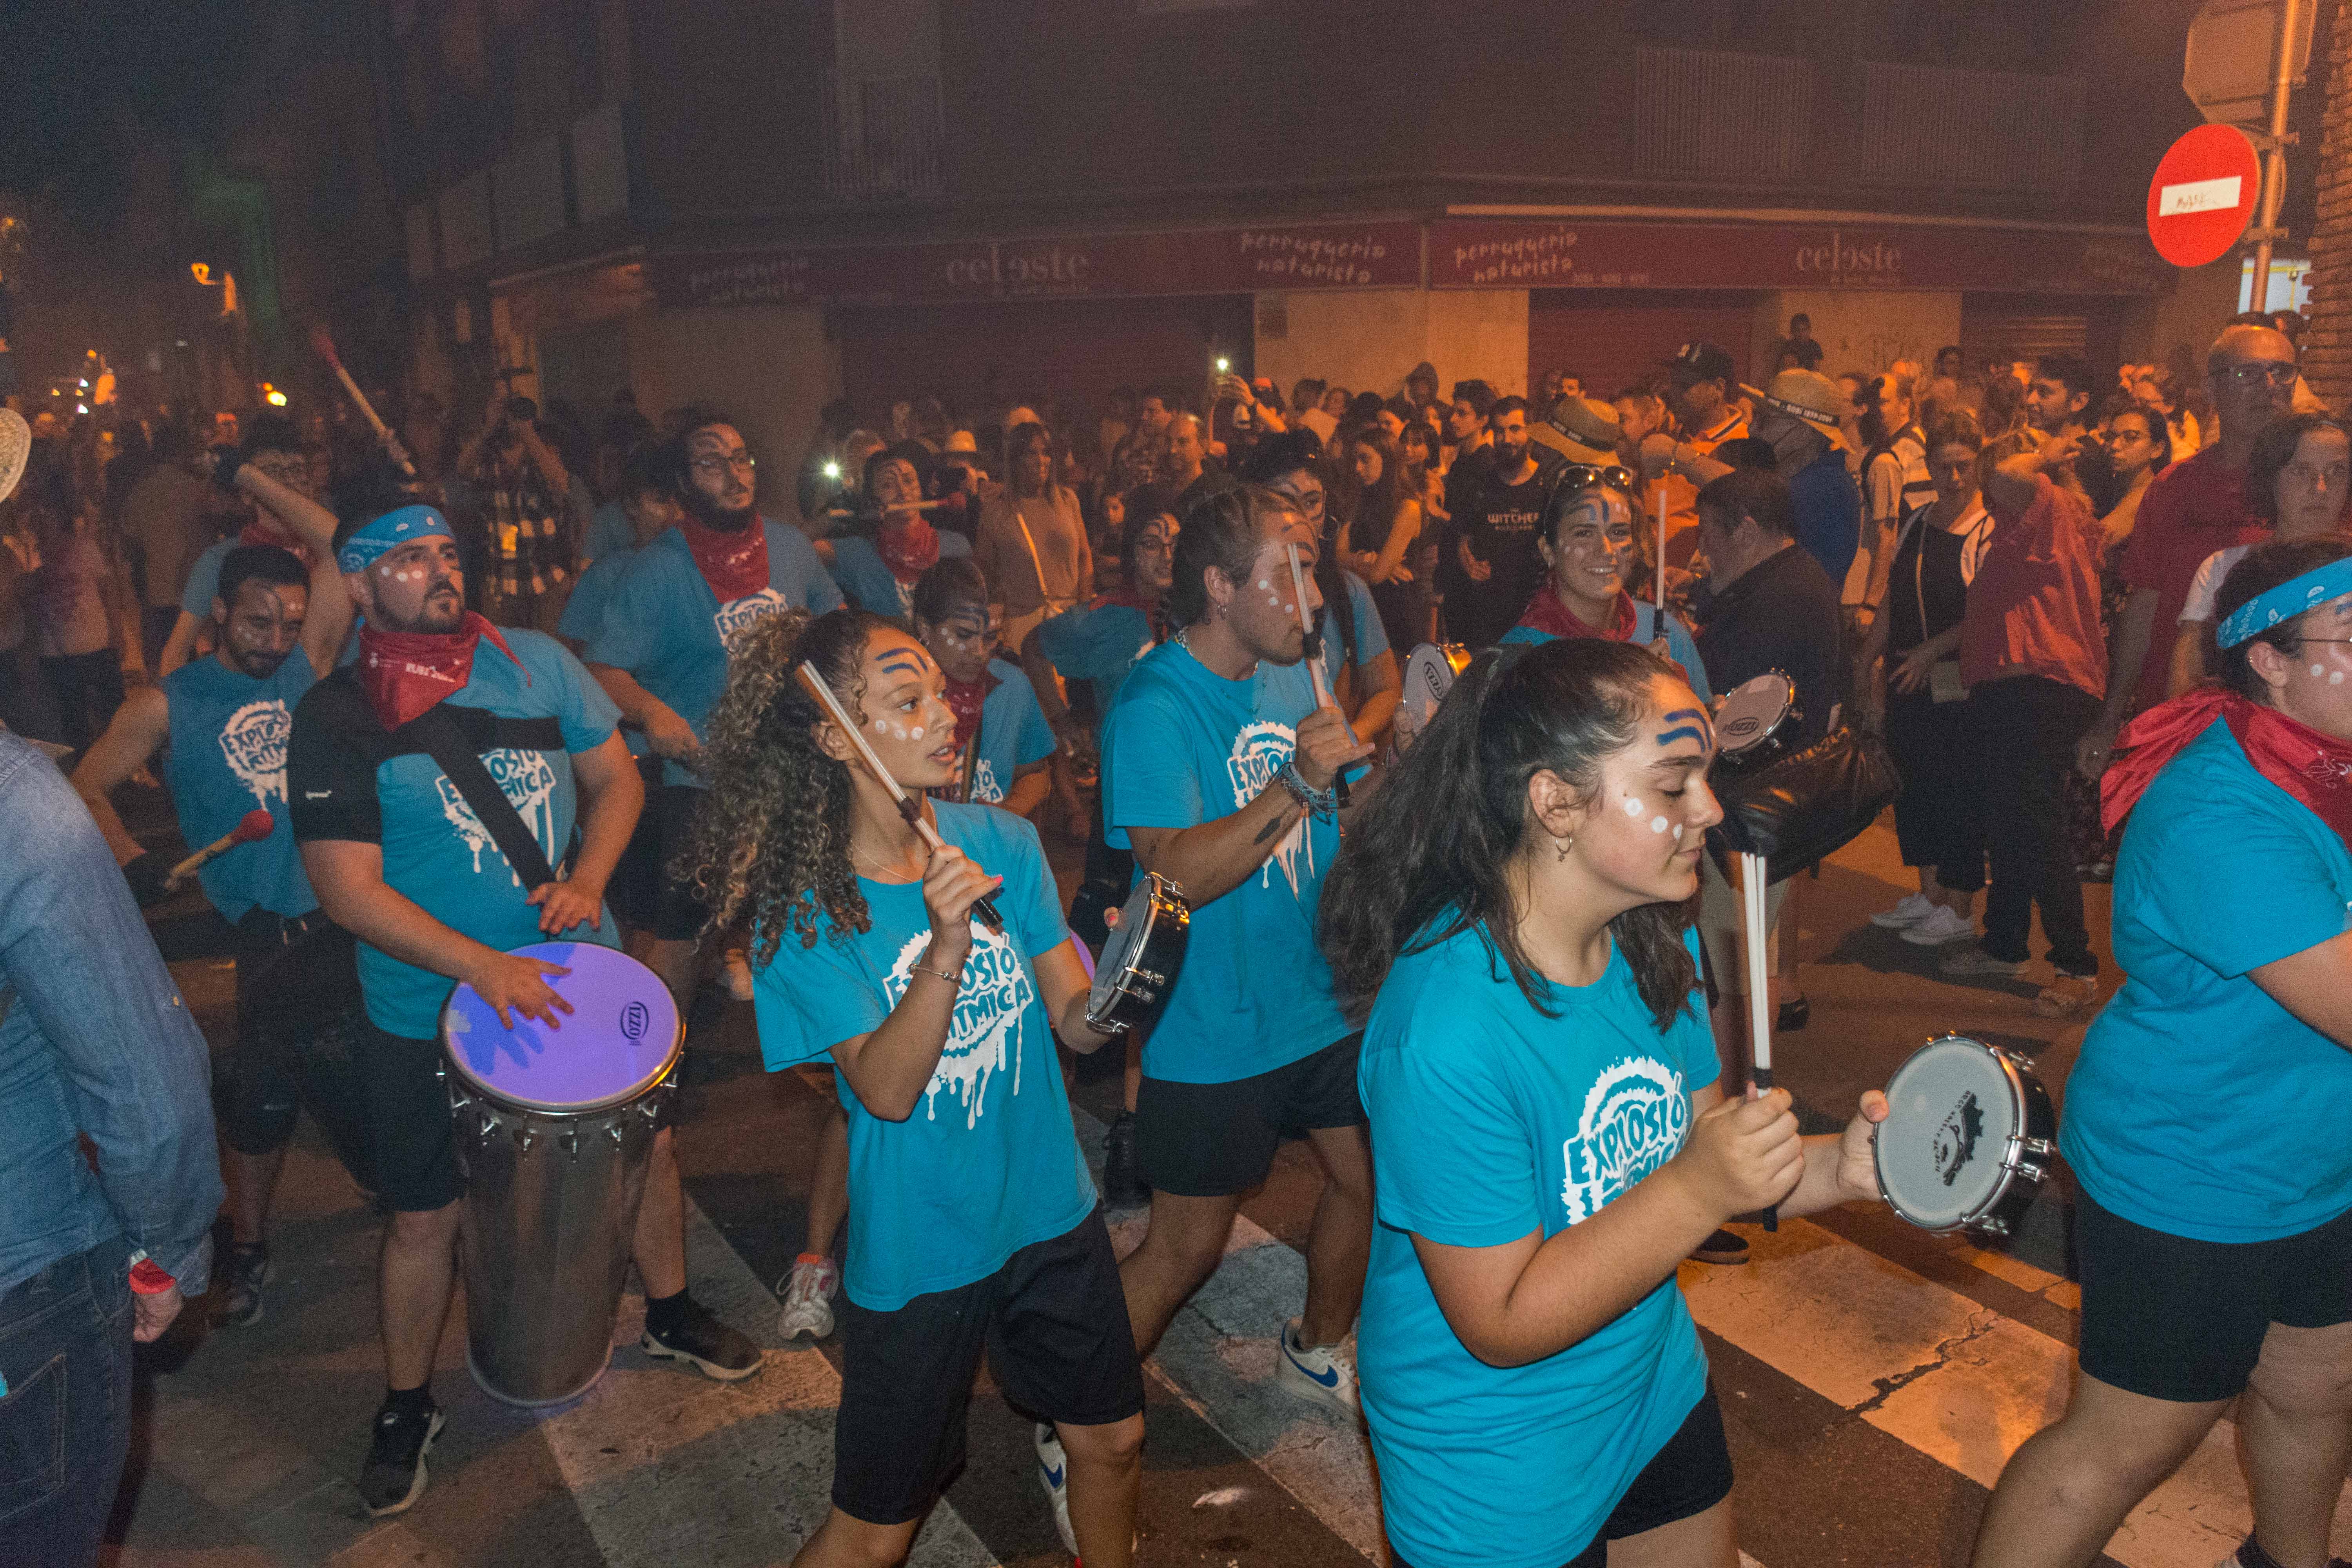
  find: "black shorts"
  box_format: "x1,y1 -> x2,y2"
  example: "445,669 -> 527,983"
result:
832,1209 -> 1143,1526
2077,1190 -> 2352,1403
1390,1387 -> 1733,1568
1134,1033 -> 1366,1198
356,1019 -> 462,1213
648,783 -> 710,944
603,755 -> 667,933
218,911 -> 361,1156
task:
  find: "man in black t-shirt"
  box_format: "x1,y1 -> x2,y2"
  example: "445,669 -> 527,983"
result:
1447,396 -> 1555,649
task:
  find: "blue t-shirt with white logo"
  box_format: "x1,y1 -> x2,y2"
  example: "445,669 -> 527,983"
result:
288,629 -> 622,1039
162,652 -> 320,923
960,657 -> 1056,807
2065,720 -> 2352,1242
557,546 -> 648,757
750,803 -> 1097,1309
1033,599 -> 1159,720
1359,922 -> 1717,1568
1101,643 -> 1347,1083
828,531 -> 973,619
585,521 -> 844,787
1496,601 -> 1713,701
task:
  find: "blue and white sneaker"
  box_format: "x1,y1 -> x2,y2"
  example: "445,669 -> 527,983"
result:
1034,1421 -> 1076,1555
1274,1317 -> 1359,1416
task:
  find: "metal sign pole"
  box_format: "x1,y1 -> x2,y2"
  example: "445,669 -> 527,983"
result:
2250,0 -> 2306,310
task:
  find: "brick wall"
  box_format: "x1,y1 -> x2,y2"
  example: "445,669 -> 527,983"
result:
2307,2 -> 2352,408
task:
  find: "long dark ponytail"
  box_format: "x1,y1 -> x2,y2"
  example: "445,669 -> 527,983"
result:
1321,637 -> 1700,1032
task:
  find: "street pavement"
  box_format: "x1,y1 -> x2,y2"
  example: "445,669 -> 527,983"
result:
100,793 -> 2352,1568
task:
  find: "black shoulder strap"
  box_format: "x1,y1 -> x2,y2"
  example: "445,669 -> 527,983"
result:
401,703 -> 557,891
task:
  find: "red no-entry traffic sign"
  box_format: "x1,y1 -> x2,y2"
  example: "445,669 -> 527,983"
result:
2146,123 -> 2263,268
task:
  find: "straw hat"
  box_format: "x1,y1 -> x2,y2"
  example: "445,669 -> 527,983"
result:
1742,370 -> 1848,446
1531,395 -> 1622,465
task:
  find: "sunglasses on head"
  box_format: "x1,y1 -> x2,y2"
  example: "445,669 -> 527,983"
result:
1555,464 -> 1637,494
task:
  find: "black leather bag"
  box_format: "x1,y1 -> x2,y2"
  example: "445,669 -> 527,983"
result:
1707,724 -> 1902,885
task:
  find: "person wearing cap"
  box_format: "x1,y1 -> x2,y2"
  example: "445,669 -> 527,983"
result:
1663,341 -> 1750,456
1741,370 -> 1865,597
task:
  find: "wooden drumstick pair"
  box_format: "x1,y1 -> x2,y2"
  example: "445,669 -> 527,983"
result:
795,661 -> 1005,934
1740,849 -> 1779,1233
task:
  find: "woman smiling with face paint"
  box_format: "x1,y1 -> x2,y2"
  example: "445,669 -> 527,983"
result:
1323,638 -> 1889,1568
1499,470 -> 1711,700
683,607 -> 1140,1568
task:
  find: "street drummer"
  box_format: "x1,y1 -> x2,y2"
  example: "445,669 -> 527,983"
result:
1972,535 -> 2352,1568
1099,483 -> 1377,1410
288,502 -> 759,1519
683,607 -> 1141,1567
1323,637 -> 1884,1568
71,453 -> 352,1331
1497,445 -> 1711,699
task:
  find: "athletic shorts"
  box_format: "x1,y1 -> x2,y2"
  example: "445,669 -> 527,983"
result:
1134,1033 -> 1366,1198
2077,1190 -> 2352,1403
1390,1386 -> 1733,1568
603,755 -> 666,933
218,911 -> 360,1156
648,783 -> 710,944
356,1019 -> 462,1213
831,1209 -> 1143,1525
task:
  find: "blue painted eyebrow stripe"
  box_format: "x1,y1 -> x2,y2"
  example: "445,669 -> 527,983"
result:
877,653 -> 926,676
1656,725 -> 1706,748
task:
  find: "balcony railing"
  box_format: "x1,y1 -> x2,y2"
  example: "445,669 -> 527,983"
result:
822,69 -> 945,203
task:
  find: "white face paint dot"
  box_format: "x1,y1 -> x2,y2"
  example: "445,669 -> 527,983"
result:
1673,823 -> 1686,841
873,718 -> 889,732
1258,578 -> 1272,589
1622,797 -> 1643,817
909,725 -> 926,739
2333,670 -> 2346,686
1650,815 -> 1670,834
2314,664 -> 2326,678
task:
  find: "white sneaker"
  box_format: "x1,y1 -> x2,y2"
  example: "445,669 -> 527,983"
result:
1871,891 -> 1936,929
723,947 -> 755,1002
1274,1318 -> 1360,1416
1034,1422 -> 1077,1555
775,1256 -> 838,1340
1899,906 -> 1977,946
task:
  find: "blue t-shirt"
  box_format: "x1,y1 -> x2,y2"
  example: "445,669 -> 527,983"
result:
749,804 -> 1097,1309
1789,450 -> 1862,593
961,657 -> 1056,806
179,539 -> 235,619
828,531 -> 974,619
2063,721 -> 2352,1242
557,547 -> 648,758
162,652 -> 320,923
1496,603 -> 1713,701
583,499 -> 633,566
1033,599 -> 1159,719
1359,922 -> 1717,1568
287,630 -> 622,1038
584,520 -> 844,787
1101,643 -> 1347,1082
1319,569 -> 1389,693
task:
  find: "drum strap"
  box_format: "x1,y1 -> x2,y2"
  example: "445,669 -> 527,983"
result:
403,704 -> 558,891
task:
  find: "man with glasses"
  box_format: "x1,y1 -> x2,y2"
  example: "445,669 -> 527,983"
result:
2076,325 -> 2300,777
585,413 -> 841,1016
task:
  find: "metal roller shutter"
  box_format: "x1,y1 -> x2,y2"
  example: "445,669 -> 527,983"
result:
1529,289 -> 1762,400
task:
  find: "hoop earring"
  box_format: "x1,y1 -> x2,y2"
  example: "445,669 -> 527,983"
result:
1554,834 -> 1573,860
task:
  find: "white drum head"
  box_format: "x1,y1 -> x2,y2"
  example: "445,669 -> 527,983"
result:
1716,672 -> 1792,755
1088,876 -> 1154,1012
1878,1036 -> 2020,1229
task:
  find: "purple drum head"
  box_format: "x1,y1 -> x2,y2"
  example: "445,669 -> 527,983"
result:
441,942 -> 680,1112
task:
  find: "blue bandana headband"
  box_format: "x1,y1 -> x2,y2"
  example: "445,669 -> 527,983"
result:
2217,557 -> 2352,648
338,504 -> 454,575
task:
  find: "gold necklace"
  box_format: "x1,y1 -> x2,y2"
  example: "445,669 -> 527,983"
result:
850,836 -> 923,881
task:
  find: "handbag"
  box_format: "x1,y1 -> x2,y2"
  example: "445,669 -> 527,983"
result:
1708,723 -> 1902,885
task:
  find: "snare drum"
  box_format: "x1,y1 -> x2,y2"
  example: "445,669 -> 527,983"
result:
1395,642 -> 1472,751
441,942 -> 681,1406
1712,671 -> 1800,776
1874,1034 -> 2056,1240
1085,873 -> 1190,1034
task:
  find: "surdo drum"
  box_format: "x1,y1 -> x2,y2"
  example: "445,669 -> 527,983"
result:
440,942 -> 681,1406
1873,1034 -> 2057,1240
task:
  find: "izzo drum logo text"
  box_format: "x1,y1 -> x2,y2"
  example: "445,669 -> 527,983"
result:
885,922 -> 1035,1129
436,748 -> 561,882
714,588 -> 788,654
1934,1091 -> 1985,1187
218,699 -> 292,809
1561,1058 -> 1689,1223
619,1000 -> 650,1041
1226,720 -> 1313,896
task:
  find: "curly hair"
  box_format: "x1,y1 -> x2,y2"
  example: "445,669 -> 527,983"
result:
678,606 -> 899,964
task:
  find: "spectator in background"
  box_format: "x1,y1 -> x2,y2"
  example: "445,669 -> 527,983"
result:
1771,313 -> 1822,372
28,468 -> 141,754
1098,386 -> 1138,472
1744,370 -> 1864,600
1294,378 -> 1336,444
1163,411 -> 1227,517
0,727 -> 224,1565
2095,402 -> 2170,573
1338,426 -> 1427,655
976,421 -> 1091,652
2132,373 -> 2200,461
2026,354 -> 2114,512
793,397 -> 858,530
451,391 -> 583,631
1854,371 -> 1936,621
1664,341 -> 1749,454
1397,419 -> 1446,636
1376,398 -> 1415,443
1403,362 -> 1441,417
1934,345 -> 1966,384
1319,383 -> 1352,431
118,425 -> 233,668
1447,396 -> 1553,649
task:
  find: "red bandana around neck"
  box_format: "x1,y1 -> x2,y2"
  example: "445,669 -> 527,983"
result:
356,612 -> 525,730
239,517 -> 312,568
942,671 -> 993,751
877,514 -> 942,584
680,515 -> 770,603
2102,687 -> 2352,842
1516,583 -> 1638,643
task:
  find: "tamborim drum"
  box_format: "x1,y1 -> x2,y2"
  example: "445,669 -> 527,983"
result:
1874,1034 -> 2056,1239
1395,642 -> 1472,751
441,942 -> 682,1406
1712,671 -> 1799,776
1085,873 -> 1190,1033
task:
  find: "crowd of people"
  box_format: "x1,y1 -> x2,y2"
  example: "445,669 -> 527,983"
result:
7,296 -> 2352,1568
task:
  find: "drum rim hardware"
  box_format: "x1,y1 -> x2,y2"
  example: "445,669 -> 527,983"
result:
1873,1032 -> 2056,1239
1084,872 -> 1191,1033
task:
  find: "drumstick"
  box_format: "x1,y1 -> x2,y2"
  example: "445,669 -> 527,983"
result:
819,499 -> 949,519
1740,850 -> 1780,1234
1286,543 -> 1356,808
794,661 -> 1004,934
307,324 -> 416,479
168,808 -> 274,889
1653,481 -> 1668,614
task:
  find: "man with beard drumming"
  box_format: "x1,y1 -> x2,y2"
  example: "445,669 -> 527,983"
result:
290,503 -> 759,1519
584,413 -> 843,1014
71,453 -> 352,1331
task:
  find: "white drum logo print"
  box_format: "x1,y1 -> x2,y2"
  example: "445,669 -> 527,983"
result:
217,699 -> 291,809
884,924 -> 1034,1127
1226,719 -> 1312,895
1560,1058 -> 1689,1223
969,757 -> 1003,804
713,588 -> 788,654
436,748 -> 561,882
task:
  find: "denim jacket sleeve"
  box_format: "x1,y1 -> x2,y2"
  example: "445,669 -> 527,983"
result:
0,735 -> 223,1297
